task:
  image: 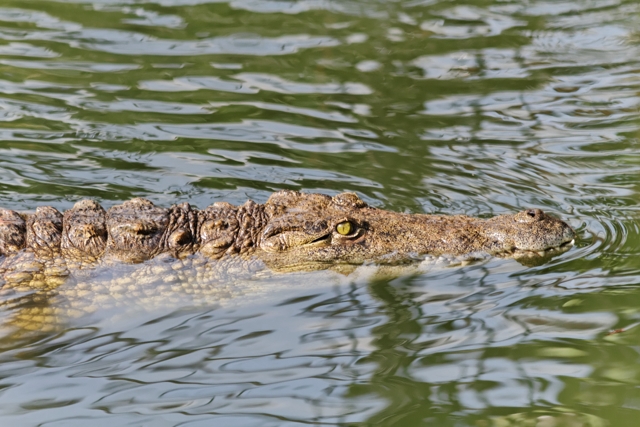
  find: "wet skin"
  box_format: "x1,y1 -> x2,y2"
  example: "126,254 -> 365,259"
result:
0,190 -> 577,330
0,190 -> 575,279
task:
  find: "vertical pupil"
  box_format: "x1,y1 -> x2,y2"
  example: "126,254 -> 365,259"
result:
337,222 -> 352,235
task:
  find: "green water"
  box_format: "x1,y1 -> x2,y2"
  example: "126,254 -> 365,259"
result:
1,0 -> 640,425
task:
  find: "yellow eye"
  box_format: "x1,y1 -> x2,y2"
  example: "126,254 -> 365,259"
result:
336,221 -> 353,235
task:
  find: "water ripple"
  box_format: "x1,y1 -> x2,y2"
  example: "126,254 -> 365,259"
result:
0,0 -> 639,425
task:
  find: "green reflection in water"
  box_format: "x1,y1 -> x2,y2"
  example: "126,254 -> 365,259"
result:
0,0 -> 639,425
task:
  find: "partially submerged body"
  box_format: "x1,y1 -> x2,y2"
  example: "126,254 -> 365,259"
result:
0,190 -> 575,330
0,190 -> 575,284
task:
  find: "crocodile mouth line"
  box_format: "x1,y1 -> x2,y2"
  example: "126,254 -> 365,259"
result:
544,238 -> 575,252
506,239 -> 575,258
306,233 -> 331,247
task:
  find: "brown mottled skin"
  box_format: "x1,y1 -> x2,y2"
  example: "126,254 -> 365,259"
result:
0,190 -> 574,281
0,190 -> 575,330
62,199 -> 107,264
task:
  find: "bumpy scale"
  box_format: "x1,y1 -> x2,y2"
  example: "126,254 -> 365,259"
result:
0,191 -> 576,331
0,190 -> 575,288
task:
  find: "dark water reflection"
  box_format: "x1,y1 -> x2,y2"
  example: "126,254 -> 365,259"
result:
1,0 -> 640,425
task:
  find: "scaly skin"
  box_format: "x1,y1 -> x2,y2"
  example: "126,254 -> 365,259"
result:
0,190 -> 575,281
0,190 -> 575,331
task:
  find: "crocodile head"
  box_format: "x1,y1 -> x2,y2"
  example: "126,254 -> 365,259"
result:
256,191 -> 575,270
482,209 -> 576,258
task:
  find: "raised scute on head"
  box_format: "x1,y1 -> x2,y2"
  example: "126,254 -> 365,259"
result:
0,208 -> 26,256
198,201 -> 239,259
61,199 -> 107,262
27,206 -> 63,256
332,192 -> 367,209
236,199 -> 267,255
265,190 -> 333,213
265,189 -> 303,206
197,199 -> 266,259
106,198 -> 169,263
163,202 -> 197,258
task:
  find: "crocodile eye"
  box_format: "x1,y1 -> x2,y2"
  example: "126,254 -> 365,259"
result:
336,221 -> 353,235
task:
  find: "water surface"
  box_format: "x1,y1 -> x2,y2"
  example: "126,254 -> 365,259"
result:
1,0 -> 640,425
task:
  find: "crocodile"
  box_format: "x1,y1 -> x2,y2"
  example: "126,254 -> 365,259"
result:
0,190 -> 575,330
0,190 -> 575,280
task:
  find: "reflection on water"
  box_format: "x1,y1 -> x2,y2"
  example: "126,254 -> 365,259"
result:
0,0 -> 640,425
